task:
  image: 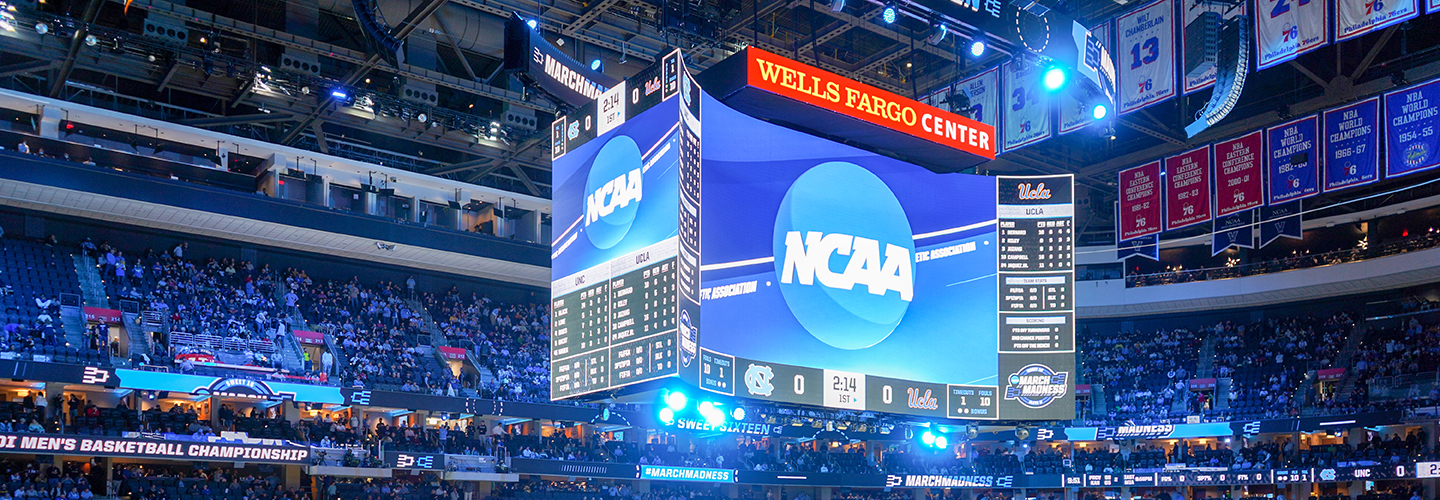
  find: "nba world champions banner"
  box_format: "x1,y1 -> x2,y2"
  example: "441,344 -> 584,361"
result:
1002,61 -> 1054,151
1336,0 -> 1418,41
1384,77 -> 1440,178
1213,130 -> 1266,216
1322,97 -> 1380,192
1254,0 -> 1328,70
1119,161 -> 1164,240
1117,0 -> 1177,114
1266,115 -> 1320,204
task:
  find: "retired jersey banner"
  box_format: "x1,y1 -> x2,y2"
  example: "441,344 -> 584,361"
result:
1164,146 -> 1214,230
1323,97 -> 1381,192
1062,22 -> 1113,133
1336,0 -> 1418,41
1118,233 -> 1161,261
1119,161 -> 1164,240
1384,77 -> 1440,178
956,67 -> 1002,135
1117,0 -> 1177,114
1260,200 -> 1303,247
1266,115 -> 1320,204
1002,61 -> 1054,151
1183,2 -> 1239,92
1431,0 -> 1440,14
1212,210 -> 1255,255
1213,130 -> 1266,216
1254,0 -> 1328,70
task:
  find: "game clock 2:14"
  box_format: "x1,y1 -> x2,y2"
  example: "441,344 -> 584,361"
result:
823,369 -> 866,410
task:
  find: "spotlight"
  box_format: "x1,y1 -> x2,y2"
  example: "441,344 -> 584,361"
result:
934,435 -> 949,448
731,407 -> 746,421
1091,102 -> 1108,120
968,36 -> 987,57
829,0 -> 845,12
330,89 -> 347,99
881,1 -> 897,24
658,407 -> 675,424
33,21 -> 46,34
416,113 -> 428,123
1042,65 -> 1067,91
526,18 -> 538,29
590,58 -> 603,71
665,390 -> 688,411
83,34 -> 97,47
921,431 -> 936,446
927,18 -> 948,46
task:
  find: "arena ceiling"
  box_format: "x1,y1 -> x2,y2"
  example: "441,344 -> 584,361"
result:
2,0 -> 1440,242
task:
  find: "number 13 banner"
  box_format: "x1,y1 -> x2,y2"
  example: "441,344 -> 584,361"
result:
1337,0 -> 1417,41
1255,0 -> 1328,70
1117,0 -> 1176,114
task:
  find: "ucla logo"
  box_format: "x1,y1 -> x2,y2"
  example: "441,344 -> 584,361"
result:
907,388 -> 939,410
1017,182 -> 1052,200
584,136 -> 644,249
773,162 -> 915,350
745,364 -> 775,397
1003,364 -> 1069,409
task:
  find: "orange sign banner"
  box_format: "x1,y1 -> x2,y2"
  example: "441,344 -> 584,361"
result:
745,47 -> 996,160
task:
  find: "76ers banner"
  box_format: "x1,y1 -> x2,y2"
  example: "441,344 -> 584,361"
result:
1164,146 -> 1213,230
1003,61 -> 1054,151
1117,0 -> 1176,114
1266,115 -> 1320,204
1384,77 -> 1440,178
1213,131 -> 1266,216
1255,0 -> 1328,70
956,67 -> 1002,135
1336,0 -> 1418,41
1323,97 -> 1380,192
1119,161 -> 1164,240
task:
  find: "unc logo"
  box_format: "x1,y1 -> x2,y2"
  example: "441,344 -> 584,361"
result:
1319,468 -> 1337,481
584,136 -> 644,249
774,162 -> 915,350
745,364 -> 775,397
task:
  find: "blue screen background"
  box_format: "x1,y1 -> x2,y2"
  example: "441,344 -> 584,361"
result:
698,93 -> 1000,386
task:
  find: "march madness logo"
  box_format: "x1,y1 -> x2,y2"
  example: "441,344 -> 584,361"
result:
1003,364 -> 1068,409
773,162 -> 915,350
583,136 -> 644,250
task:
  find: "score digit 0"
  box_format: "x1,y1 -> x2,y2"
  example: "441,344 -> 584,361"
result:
794,374 -> 805,395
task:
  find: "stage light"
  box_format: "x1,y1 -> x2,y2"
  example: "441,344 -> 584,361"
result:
590,58 -> 603,71
526,18 -> 538,29
927,18 -> 948,46
658,407 -> 675,424
83,34 -> 97,47
665,390 -> 688,411
416,113 -> 428,123
969,38 -> 986,57
921,431 -> 936,446
698,401 -> 726,426
934,435 -> 949,448
331,90 -> 348,99
732,407 -> 746,421
33,22 -> 46,34
882,1 -> 897,24
1042,66 -> 1067,91
1091,102 -> 1108,120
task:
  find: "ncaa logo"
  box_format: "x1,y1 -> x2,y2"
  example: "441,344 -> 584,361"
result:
774,162 -> 915,350
745,364 -> 775,397
584,136 -> 644,249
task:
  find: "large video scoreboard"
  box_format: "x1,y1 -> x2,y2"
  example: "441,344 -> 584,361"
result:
551,50 -> 1074,420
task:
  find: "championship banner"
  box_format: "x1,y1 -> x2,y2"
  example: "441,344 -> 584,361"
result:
1260,200 -> 1303,247
1336,0 -> 1418,41
1266,115 -> 1320,204
1384,77 -> 1440,178
1119,161 -> 1164,240
956,67 -> 1002,134
1002,61 -> 1053,151
1163,145 -> 1213,230
1118,233 -> 1160,261
1117,0 -> 1177,114
1183,2 -> 1238,92
1212,210 -> 1255,255
1213,131 -> 1265,216
1062,22 -> 1112,133
1323,97 -> 1381,192
1254,0 -> 1328,69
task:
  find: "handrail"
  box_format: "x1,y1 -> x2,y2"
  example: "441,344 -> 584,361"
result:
1126,231 -> 1440,287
